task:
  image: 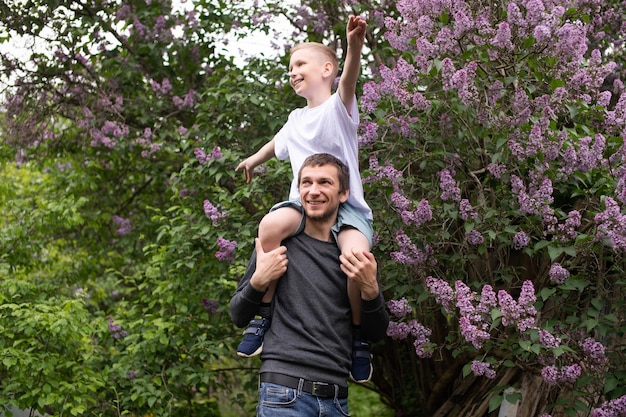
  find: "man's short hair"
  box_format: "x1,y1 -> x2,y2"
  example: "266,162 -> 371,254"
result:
290,42 -> 339,80
298,153 -> 350,193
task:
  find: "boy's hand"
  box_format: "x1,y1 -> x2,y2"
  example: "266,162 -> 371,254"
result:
235,158 -> 256,184
346,15 -> 367,49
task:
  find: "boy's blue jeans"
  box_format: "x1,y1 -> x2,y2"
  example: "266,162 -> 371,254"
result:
257,382 -> 350,417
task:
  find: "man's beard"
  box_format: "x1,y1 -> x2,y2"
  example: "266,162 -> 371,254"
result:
305,206 -> 337,223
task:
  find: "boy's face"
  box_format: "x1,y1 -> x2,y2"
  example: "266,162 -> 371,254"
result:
299,164 -> 349,223
288,48 -> 333,98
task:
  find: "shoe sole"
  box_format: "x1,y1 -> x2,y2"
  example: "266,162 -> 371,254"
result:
237,344 -> 263,358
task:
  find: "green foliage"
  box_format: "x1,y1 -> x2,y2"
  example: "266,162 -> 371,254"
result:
1,0 -> 625,416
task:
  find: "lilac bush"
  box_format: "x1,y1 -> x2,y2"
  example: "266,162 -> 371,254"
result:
363,0 -> 626,414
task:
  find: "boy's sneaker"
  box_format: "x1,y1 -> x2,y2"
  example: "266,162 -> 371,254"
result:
349,340 -> 373,383
237,316 -> 270,358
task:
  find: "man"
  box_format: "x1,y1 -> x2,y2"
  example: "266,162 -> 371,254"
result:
230,153 -> 389,416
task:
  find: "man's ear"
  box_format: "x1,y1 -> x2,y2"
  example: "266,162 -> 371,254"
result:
339,189 -> 349,203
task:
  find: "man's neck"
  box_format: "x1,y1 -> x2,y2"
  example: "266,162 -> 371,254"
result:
303,219 -> 335,243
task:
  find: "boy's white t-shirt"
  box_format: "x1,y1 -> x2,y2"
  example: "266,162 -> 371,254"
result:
273,92 -> 372,221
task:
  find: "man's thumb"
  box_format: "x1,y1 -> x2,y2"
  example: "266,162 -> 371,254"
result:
255,238 -> 264,253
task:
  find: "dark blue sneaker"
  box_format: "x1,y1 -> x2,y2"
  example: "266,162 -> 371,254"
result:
349,340 -> 372,383
237,317 -> 270,358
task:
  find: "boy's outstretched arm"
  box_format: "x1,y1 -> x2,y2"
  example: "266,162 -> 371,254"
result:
338,15 -> 367,114
235,139 -> 276,183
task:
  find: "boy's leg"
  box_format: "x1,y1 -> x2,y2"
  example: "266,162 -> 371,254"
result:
338,227 -> 373,383
237,205 -> 303,358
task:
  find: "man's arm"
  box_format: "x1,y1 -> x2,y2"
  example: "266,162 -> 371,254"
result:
338,15 -> 367,115
229,239 -> 288,327
235,138 -> 276,184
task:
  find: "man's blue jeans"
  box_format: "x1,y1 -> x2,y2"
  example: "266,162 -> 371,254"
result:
257,382 -> 350,417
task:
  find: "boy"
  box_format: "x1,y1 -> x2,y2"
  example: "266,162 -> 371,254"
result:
235,15 -> 373,383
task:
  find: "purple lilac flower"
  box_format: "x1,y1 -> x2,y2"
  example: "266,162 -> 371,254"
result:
541,365 -> 559,384
498,281 -> 537,332
390,230 -> 433,265
594,197 -> 626,251
513,231 -> 530,250
471,360 -> 496,379
580,337 -> 607,369
487,163 -> 506,178
203,200 -> 227,225
401,199 -> 433,227
466,229 -> 484,246
460,317 -> 490,349
549,263 -> 570,284
426,276 -> 455,314
113,215 -> 132,236
591,395 -> 626,417
557,210 -> 581,242
388,298 -> 413,318
477,285 -> 497,314
409,320 -> 433,358
201,298 -> 218,314
387,321 -> 411,340
391,192 -> 411,211
459,199 -> 478,220
215,237 -> 236,263
539,329 -> 562,348
438,169 -> 461,202
107,317 -> 128,339
541,363 -> 582,385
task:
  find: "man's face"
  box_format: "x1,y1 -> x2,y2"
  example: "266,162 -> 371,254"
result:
299,164 -> 349,222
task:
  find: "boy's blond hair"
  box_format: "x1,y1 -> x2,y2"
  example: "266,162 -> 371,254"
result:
290,42 -> 339,80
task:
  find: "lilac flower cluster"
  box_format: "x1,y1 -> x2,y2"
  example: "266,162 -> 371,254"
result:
411,321 -> 434,358
456,281 -> 494,349
215,237 -> 237,264
403,199 -> 433,227
203,200 -> 227,226
113,215 -> 132,236
538,329 -> 562,349
108,317 -> 128,339
459,199 -> 477,221
580,337 -> 608,370
548,263 -> 570,284
390,230 -> 434,266
388,298 -> 413,318
594,197 -> 626,251
561,134 -> 607,175
497,281 -> 537,332
510,173 -> 554,216
591,395 -> 626,417
90,120 -> 129,148
425,276 -> 455,314
201,298 -> 218,314
173,89 -> 196,109
465,229 -> 484,246
194,146 -> 223,164
541,364 -> 582,385
471,360 -> 496,379
386,319 -> 434,358
557,210 -> 581,242
512,231 -> 530,250
364,156 -> 403,190
438,169 -> 461,202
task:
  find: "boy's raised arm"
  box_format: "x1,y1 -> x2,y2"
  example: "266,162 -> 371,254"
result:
236,139 -> 276,184
338,15 -> 367,114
